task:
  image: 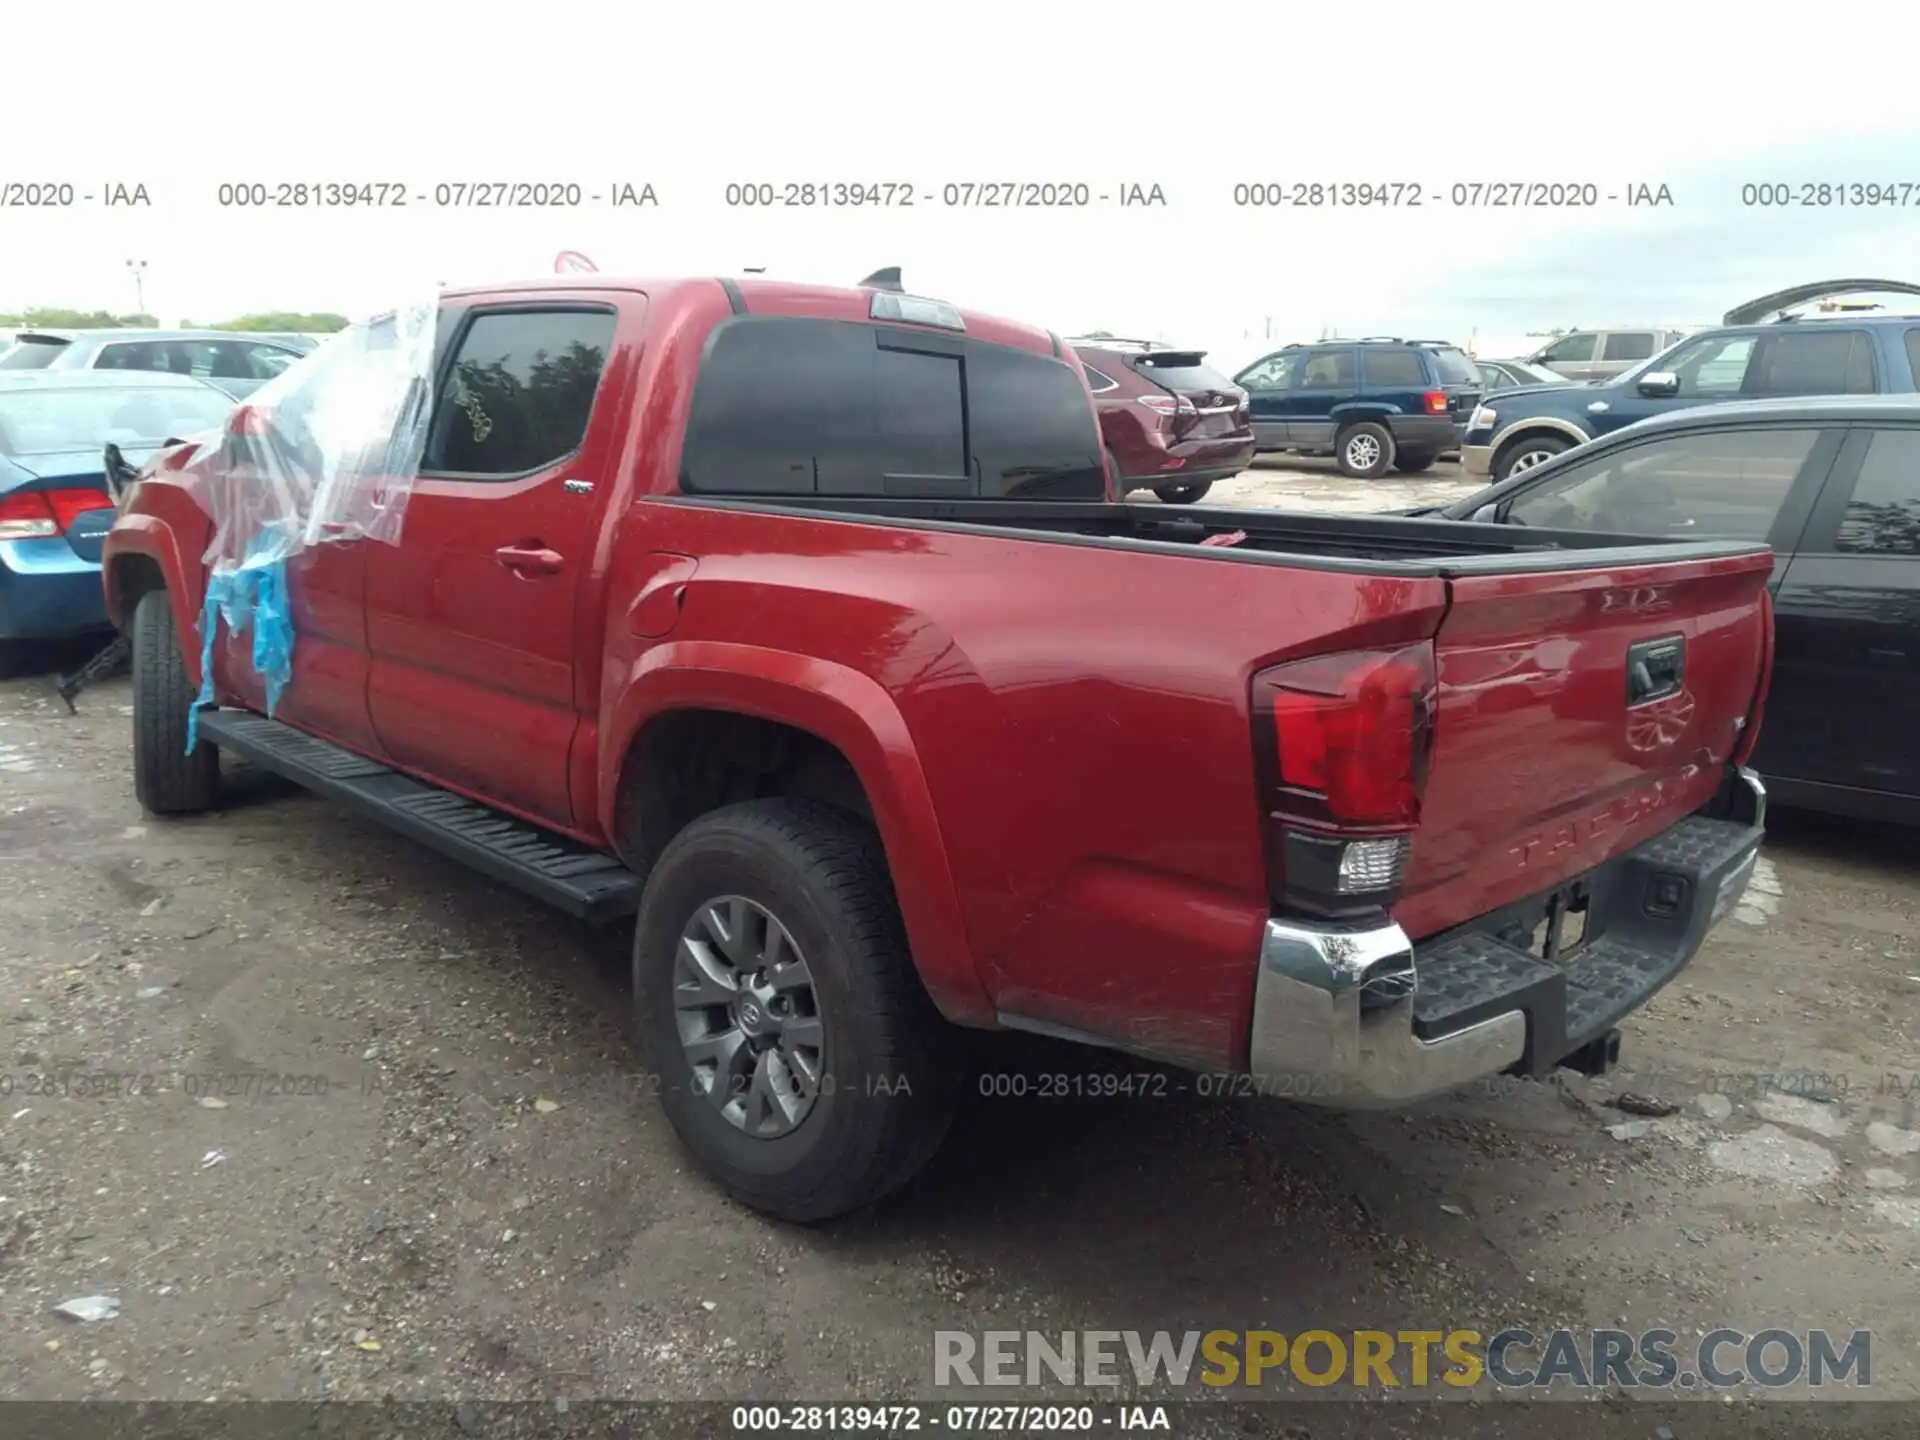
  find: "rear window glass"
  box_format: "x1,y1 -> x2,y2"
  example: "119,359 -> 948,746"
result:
1133,355 -> 1235,393
1427,347 -> 1477,384
0,337 -> 67,370
1361,349 -> 1425,387
683,317 -> 1103,500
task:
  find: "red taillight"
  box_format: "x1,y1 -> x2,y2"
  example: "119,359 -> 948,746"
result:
0,487 -> 111,540
1423,390 -> 1448,416
1253,644 -> 1438,917
1136,394 -> 1197,419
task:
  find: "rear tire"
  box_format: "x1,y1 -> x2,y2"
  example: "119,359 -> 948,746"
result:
1493,434 -> 1571,481
633,798 -> 962,1223
1335,422 -> 1395,479
131,590 -> 221,816
1152,480 -> 1213,504
1393,453 -> 1437,474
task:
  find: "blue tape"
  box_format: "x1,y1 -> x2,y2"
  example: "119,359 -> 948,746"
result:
186,552 -> 295,753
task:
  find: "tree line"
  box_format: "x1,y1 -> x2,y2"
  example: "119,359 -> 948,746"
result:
0,308 -> 351,332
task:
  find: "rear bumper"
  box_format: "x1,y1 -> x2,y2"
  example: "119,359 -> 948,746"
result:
1121,435 -> 1256,488
1246,767 -> 1767,1107
0,538 -> 109,641
1386,415 -> 1463,456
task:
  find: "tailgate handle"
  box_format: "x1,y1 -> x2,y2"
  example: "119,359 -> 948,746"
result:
1627,636 -> 1685,706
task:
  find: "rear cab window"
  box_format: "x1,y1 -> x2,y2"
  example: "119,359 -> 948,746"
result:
682,317 -> 1105,500
1748,329 -> 1876,396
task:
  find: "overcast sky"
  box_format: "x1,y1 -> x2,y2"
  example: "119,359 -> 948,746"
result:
10,2 -> 1919,367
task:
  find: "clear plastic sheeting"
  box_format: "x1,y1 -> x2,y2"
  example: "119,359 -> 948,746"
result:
179,296 -> 440,749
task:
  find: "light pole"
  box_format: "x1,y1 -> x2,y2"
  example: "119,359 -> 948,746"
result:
125,259 -> 148,317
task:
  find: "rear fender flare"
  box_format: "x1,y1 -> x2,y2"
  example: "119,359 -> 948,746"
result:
600,640 -> 993,1026
1330,404 -> 1399,426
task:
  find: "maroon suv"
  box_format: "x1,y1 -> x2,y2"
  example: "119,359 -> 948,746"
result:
1070,339 -> 1255,503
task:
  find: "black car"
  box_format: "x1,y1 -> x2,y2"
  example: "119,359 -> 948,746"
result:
1437,394 -> 1920,823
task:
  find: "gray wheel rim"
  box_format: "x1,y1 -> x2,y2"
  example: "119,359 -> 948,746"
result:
1345,433 -> 1381,471
673,895 -> 824,1138
1510,447 -> 1557,474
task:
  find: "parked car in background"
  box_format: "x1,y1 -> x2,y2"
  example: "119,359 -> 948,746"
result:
0,328 -> 309,400
1472,358 -> 1566,392
1068,339 -> 1254,503
105,271 -> 1770,1221
1235,337 -> 1482,478
1461,309 -> 1920,481
1439,394 -> 1920,824
0,371 -> 237,669
1527,328 -> 1691,382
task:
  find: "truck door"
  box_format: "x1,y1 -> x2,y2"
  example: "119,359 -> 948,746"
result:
363,297 -> 626,829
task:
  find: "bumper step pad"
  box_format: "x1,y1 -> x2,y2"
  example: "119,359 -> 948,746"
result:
1408,814 -> 1762,1076
194,709 -> 641,923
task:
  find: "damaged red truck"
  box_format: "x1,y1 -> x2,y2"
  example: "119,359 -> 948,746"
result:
102,275 -> 1772,1221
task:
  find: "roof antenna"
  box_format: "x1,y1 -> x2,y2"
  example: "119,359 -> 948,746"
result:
859,267 -> 904,293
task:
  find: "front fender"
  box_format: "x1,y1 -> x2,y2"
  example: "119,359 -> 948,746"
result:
1489,414 -> 1591,452
101,517 -> 199,678
600,639 -> 994,1027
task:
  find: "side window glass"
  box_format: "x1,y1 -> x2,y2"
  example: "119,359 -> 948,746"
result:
422,309 -> 616,477
1905,328 -> 1920,386
1542,333 -> 1597,363
99,342 -> 167,373
1750,331 -> 1875,397
1236,352 -> 1299,390
1832,428 -> 1920,556
1602,332 -> 1656,362
966,344 -> 1104,498
1504,428 -> 1820,541
1299,349 -> 1356,388
1360,348 -> 1425,387
1080,363 -> 1119,393
1662,334 -> 1756,396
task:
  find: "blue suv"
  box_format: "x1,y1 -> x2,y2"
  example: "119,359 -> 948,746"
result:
1463,312 -> 1920,482
1234,338 -> 1482,479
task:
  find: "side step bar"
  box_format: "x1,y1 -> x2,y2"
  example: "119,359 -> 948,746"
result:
194,709 -> 642,923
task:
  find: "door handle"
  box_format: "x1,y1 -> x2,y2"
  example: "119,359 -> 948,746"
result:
495,544 -> 564,576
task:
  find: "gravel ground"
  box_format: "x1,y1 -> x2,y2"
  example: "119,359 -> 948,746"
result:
1,468 -> 1916,1413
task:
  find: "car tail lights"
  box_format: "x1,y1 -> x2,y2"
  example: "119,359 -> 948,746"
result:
1251,643 -> 1437,918
0,487 -> 112,540
1423,390 -> 1449,415
1136,393 -> 1197,419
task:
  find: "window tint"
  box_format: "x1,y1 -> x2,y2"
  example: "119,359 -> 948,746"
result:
99,339 -> 304,382
1660,332 -> 1756,396
1540,333 -> 1597,364
423,308 -> 616,476
1300,348 -> 1356,388
682,317 -> 1103,499
1907,328 -> 1920,385
1136,355 -> 1236,393
1503,427 -> 1819,541
1832,428 -> 1920,556
1081,363 -> 1119,393
1748,330 -> 1875,396
1236,352 -> 1300,390
968,343 -> 1106,497
1428,347 -> 1477,384
1602,332 -> 1656,362
1361,348 -> 1425,387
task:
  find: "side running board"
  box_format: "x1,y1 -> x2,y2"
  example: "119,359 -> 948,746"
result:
194,709 -> 641,923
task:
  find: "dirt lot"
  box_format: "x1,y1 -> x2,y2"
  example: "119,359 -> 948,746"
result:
1,462 -> 1916,1414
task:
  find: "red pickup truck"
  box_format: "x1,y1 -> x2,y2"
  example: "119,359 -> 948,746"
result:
103,274 -> 1772,1221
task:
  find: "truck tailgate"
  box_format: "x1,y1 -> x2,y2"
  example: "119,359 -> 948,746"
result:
1393,549 -> 1773,940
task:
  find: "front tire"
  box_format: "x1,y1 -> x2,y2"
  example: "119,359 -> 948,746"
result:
1152,480 -> 1213,504
633,798 -> 962,1223
1494,434 -> 1571,481
1105,449 -> 1133,499
131,590 -> 221,815
1335,422 -> 1395,479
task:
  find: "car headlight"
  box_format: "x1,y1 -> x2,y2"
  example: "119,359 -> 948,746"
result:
1469,405 -> 1497,431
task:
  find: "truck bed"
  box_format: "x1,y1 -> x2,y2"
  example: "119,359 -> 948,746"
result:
668,496 -> 1765,574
